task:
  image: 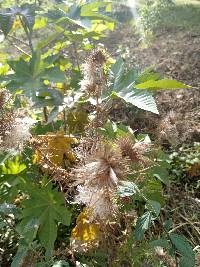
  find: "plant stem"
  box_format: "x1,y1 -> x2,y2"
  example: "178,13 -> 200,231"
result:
19,16 -> 34,54
63,108 -> 67,134
72,41 -> 80,71
43,107 -> 48,123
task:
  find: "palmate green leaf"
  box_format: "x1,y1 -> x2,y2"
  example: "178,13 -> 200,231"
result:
109,58 -> 190,114
0,4 -> 35,36
21,183 -> 71,258
49,1 -> 113,32
170,233 -> 195,267
116,86 -> 159,114
135,211 -> 152,240
7,51 -> 66,103
109,58 -> 159,114
135,79 -> 190,90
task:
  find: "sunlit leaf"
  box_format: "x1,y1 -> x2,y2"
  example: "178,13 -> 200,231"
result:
135,79 -> 190,89
116,86 -> 159,114
71,209 -> 100,241
34,132 -> 77,167
1,156 -> 26,174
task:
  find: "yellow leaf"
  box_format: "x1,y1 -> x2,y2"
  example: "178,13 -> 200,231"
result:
32,150 -> 41,164
12,19 -> 21,30
67,110 -> 89,134
71,209 -> 100,241
33,131 -> 78,167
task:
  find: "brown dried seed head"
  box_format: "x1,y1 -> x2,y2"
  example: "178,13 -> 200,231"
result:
118,136 -> 149,163
74,143 -> 129,188
73,143 -> 129,220
0,89 -> 11,108
80,80 -> 98,96
89,48 -> 108,65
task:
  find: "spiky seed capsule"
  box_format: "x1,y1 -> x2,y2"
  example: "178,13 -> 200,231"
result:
74,143 -> 129,188
80,47 -> 108,97
158,111 -> 179,146
73,143 -> 129,220
88,48 -> 108,65
0,111 -> 35,152
0,89 -> 11,109
118,136 -> 149,163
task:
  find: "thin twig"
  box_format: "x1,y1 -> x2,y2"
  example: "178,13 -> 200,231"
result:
0,31 -> 29,47
6,38 -> 31,57
169,222 -> 200,233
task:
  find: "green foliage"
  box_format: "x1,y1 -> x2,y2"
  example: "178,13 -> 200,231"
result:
135,79 -> 190,90
109,57 -> 159,114
135,211 -> 152,240
139,0 -> 174,32
170,233 -> 195,267
1,156 -> 26,174
20,182 -> 71,259
169,142 -> 200,191
0,4 -> 35,36
140,0 -> 200,33
106,58 -> 188,114
0,1 -> 195,266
